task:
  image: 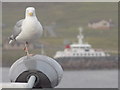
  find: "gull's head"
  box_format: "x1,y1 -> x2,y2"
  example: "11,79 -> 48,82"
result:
26,7 -> 36,17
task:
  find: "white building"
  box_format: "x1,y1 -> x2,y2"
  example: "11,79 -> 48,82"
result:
88,19 -> 114,29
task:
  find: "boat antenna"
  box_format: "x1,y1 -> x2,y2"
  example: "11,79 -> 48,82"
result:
77,27 -> 84,44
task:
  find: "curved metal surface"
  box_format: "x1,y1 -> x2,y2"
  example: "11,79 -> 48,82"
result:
9,54 -> 63,88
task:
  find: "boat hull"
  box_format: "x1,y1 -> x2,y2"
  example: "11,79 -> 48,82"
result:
54,56 -> 118,70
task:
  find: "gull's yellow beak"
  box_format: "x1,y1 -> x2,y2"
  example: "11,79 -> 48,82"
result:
28,12 -> 33,16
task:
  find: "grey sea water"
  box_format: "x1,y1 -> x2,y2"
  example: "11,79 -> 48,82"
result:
1,68 -> 118,88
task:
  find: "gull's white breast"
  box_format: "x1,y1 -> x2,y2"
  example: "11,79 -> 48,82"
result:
16,17 -> 43,43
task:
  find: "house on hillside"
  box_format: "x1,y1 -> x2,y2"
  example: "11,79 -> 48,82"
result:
88,19 -> 114,30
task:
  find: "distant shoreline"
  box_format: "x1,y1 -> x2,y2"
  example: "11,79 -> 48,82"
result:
2,55 -> 118,70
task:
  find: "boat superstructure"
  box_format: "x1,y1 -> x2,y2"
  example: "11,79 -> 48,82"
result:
54,27 -> 110,58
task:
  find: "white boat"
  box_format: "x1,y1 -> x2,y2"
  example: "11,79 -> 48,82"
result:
54,27 -> 110,59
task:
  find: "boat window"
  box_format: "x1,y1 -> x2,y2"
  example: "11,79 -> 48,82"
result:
85,49 -> 89,52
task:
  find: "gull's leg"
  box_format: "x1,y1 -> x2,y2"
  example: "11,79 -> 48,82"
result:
24,42 -> 33,56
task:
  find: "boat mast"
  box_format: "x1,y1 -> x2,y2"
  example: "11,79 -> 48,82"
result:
77,27 -> 84,44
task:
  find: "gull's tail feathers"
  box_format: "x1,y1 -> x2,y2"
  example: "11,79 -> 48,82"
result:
8,35 -> 16,45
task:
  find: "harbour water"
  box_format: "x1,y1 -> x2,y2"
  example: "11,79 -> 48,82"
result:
1,68 -> 118,88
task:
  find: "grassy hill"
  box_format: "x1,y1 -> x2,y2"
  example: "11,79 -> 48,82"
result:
2,2 -> 118,65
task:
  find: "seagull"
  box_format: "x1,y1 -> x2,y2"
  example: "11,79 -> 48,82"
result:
9,7 -> 43,56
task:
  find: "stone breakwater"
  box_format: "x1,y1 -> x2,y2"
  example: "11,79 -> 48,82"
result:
55,56 -> 118,70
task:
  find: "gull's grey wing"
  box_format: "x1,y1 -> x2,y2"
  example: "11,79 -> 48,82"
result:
9,19 -> 24,44
12,19 -> 24,39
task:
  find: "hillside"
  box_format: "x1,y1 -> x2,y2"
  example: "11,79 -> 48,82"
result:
2,2 -> 118,64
